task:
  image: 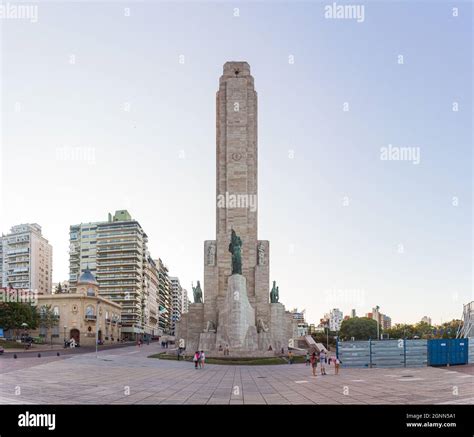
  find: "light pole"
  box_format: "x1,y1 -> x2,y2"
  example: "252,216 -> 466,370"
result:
326,323 -> 329,350
21,323 -> 28,349
63,326 -> 67,345
375,305 -> 380,340
95,300 -> 100,358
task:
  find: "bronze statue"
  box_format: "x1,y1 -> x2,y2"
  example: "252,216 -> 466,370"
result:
270,280 -> 279,303
228,229 -> 242,275
192,281 -> 203,303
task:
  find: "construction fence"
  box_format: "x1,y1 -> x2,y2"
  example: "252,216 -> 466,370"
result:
336,338 -> 471,368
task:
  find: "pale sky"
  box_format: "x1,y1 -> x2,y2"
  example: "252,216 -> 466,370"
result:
1,0 -> 472,326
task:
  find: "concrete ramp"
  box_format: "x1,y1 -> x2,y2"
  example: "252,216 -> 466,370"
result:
304,336 -> 328,353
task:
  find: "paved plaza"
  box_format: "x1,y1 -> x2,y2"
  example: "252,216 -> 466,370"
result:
0,345 -> 472,405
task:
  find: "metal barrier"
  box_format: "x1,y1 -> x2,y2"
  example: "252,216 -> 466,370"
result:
337,340 -> 370,367
337,339 -> 428,368
469,338 -> 474,364
405,339 -> 428,367
371,340 -> 404,367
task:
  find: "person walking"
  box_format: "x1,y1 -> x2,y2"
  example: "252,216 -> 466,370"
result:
193,351 -> 200,369
310,352 -> 318,377
335,357 -> 341,375
200,350 -> 206,368
305,351 -> 310,366
319,350 -> 327,375
288,350 -> 294,364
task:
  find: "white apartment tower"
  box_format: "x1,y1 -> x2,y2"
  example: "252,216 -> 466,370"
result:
169,277 -> 183,335
182,289 -> 189,314
1,224 -> 52,294
329,308 -> 344,332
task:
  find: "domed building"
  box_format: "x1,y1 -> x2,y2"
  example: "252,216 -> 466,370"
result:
31,268 -> 122,347
77,267 -> 99,297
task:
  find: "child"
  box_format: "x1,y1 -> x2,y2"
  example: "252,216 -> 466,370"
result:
335,357 -> 341,375
200,350 -> 206,368
310,352 -> 318,376
193,351 -> 200,369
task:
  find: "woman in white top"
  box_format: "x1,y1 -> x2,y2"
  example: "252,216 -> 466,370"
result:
200,350 -> 205,368
319,351 -> 327,375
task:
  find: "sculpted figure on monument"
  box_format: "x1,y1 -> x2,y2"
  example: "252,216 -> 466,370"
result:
257,318 -> 269,333
207,242 -> 216,266
204,320 -> 217,333
258,242 -> 265,265
270,280 -> 279,303
192,281 -> 203,303
228,229 -> 243,275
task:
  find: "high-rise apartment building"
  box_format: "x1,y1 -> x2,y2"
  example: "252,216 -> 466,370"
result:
366,306 -> 392,333
156,258 -> 171,335
329,308 -> 344,332
169,277 -> 183,335
69,211 -> 150,340
182,288 -> 189,314
1,224 -> 52,294
143,255 -> 160,337
421,316 -> 432,325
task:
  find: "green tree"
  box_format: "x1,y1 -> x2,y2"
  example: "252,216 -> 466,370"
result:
0,302 -> 39,336
413,321 -> 433,339
386,323 -> 416,339
339,317 -> 377,341
55,283 -> 63,294
433,320 -> 462,339
38,305 -> 59,347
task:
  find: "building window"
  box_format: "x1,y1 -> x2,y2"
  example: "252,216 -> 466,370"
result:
86,306 -> 94,316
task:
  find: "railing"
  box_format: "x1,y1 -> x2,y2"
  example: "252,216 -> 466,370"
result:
85,314 -> 96,321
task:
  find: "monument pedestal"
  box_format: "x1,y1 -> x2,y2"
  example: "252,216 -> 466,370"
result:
199,332 -> 216,351
216,274 -> 258,351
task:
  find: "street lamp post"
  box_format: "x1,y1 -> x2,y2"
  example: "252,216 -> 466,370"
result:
375,305 -> 380,340
95,300 -> 100,358
326,324 -> 329,350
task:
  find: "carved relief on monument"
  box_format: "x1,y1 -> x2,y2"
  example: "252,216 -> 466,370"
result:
257,318 -> 269,333
257,242 -> 265,266
204,320 -> 217,333
206,241 -> 216,266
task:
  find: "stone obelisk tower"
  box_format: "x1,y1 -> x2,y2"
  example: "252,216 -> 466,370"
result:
176,62 -> 295,356
203,61 -> 270,329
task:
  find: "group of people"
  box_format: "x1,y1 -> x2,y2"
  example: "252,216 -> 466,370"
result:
193,350 -> 206,369
218,344 -> 230,355
305,350 -> 341,376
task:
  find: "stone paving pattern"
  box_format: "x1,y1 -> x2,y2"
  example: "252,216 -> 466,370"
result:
0,345 -> 472,405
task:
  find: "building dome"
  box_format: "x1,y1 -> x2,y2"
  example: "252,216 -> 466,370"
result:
78,267 -> 99,286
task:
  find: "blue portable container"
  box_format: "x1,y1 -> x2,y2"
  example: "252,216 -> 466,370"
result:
428,338 -> 468,366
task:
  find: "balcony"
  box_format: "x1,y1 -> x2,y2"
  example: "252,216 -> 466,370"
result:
85,314 -> 96,321
97,253 -> 140,261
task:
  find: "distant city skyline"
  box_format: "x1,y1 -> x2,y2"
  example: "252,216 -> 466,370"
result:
1,1 -> 472,326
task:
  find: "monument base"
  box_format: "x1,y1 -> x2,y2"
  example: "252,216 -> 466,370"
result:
176,277 -> 297,356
